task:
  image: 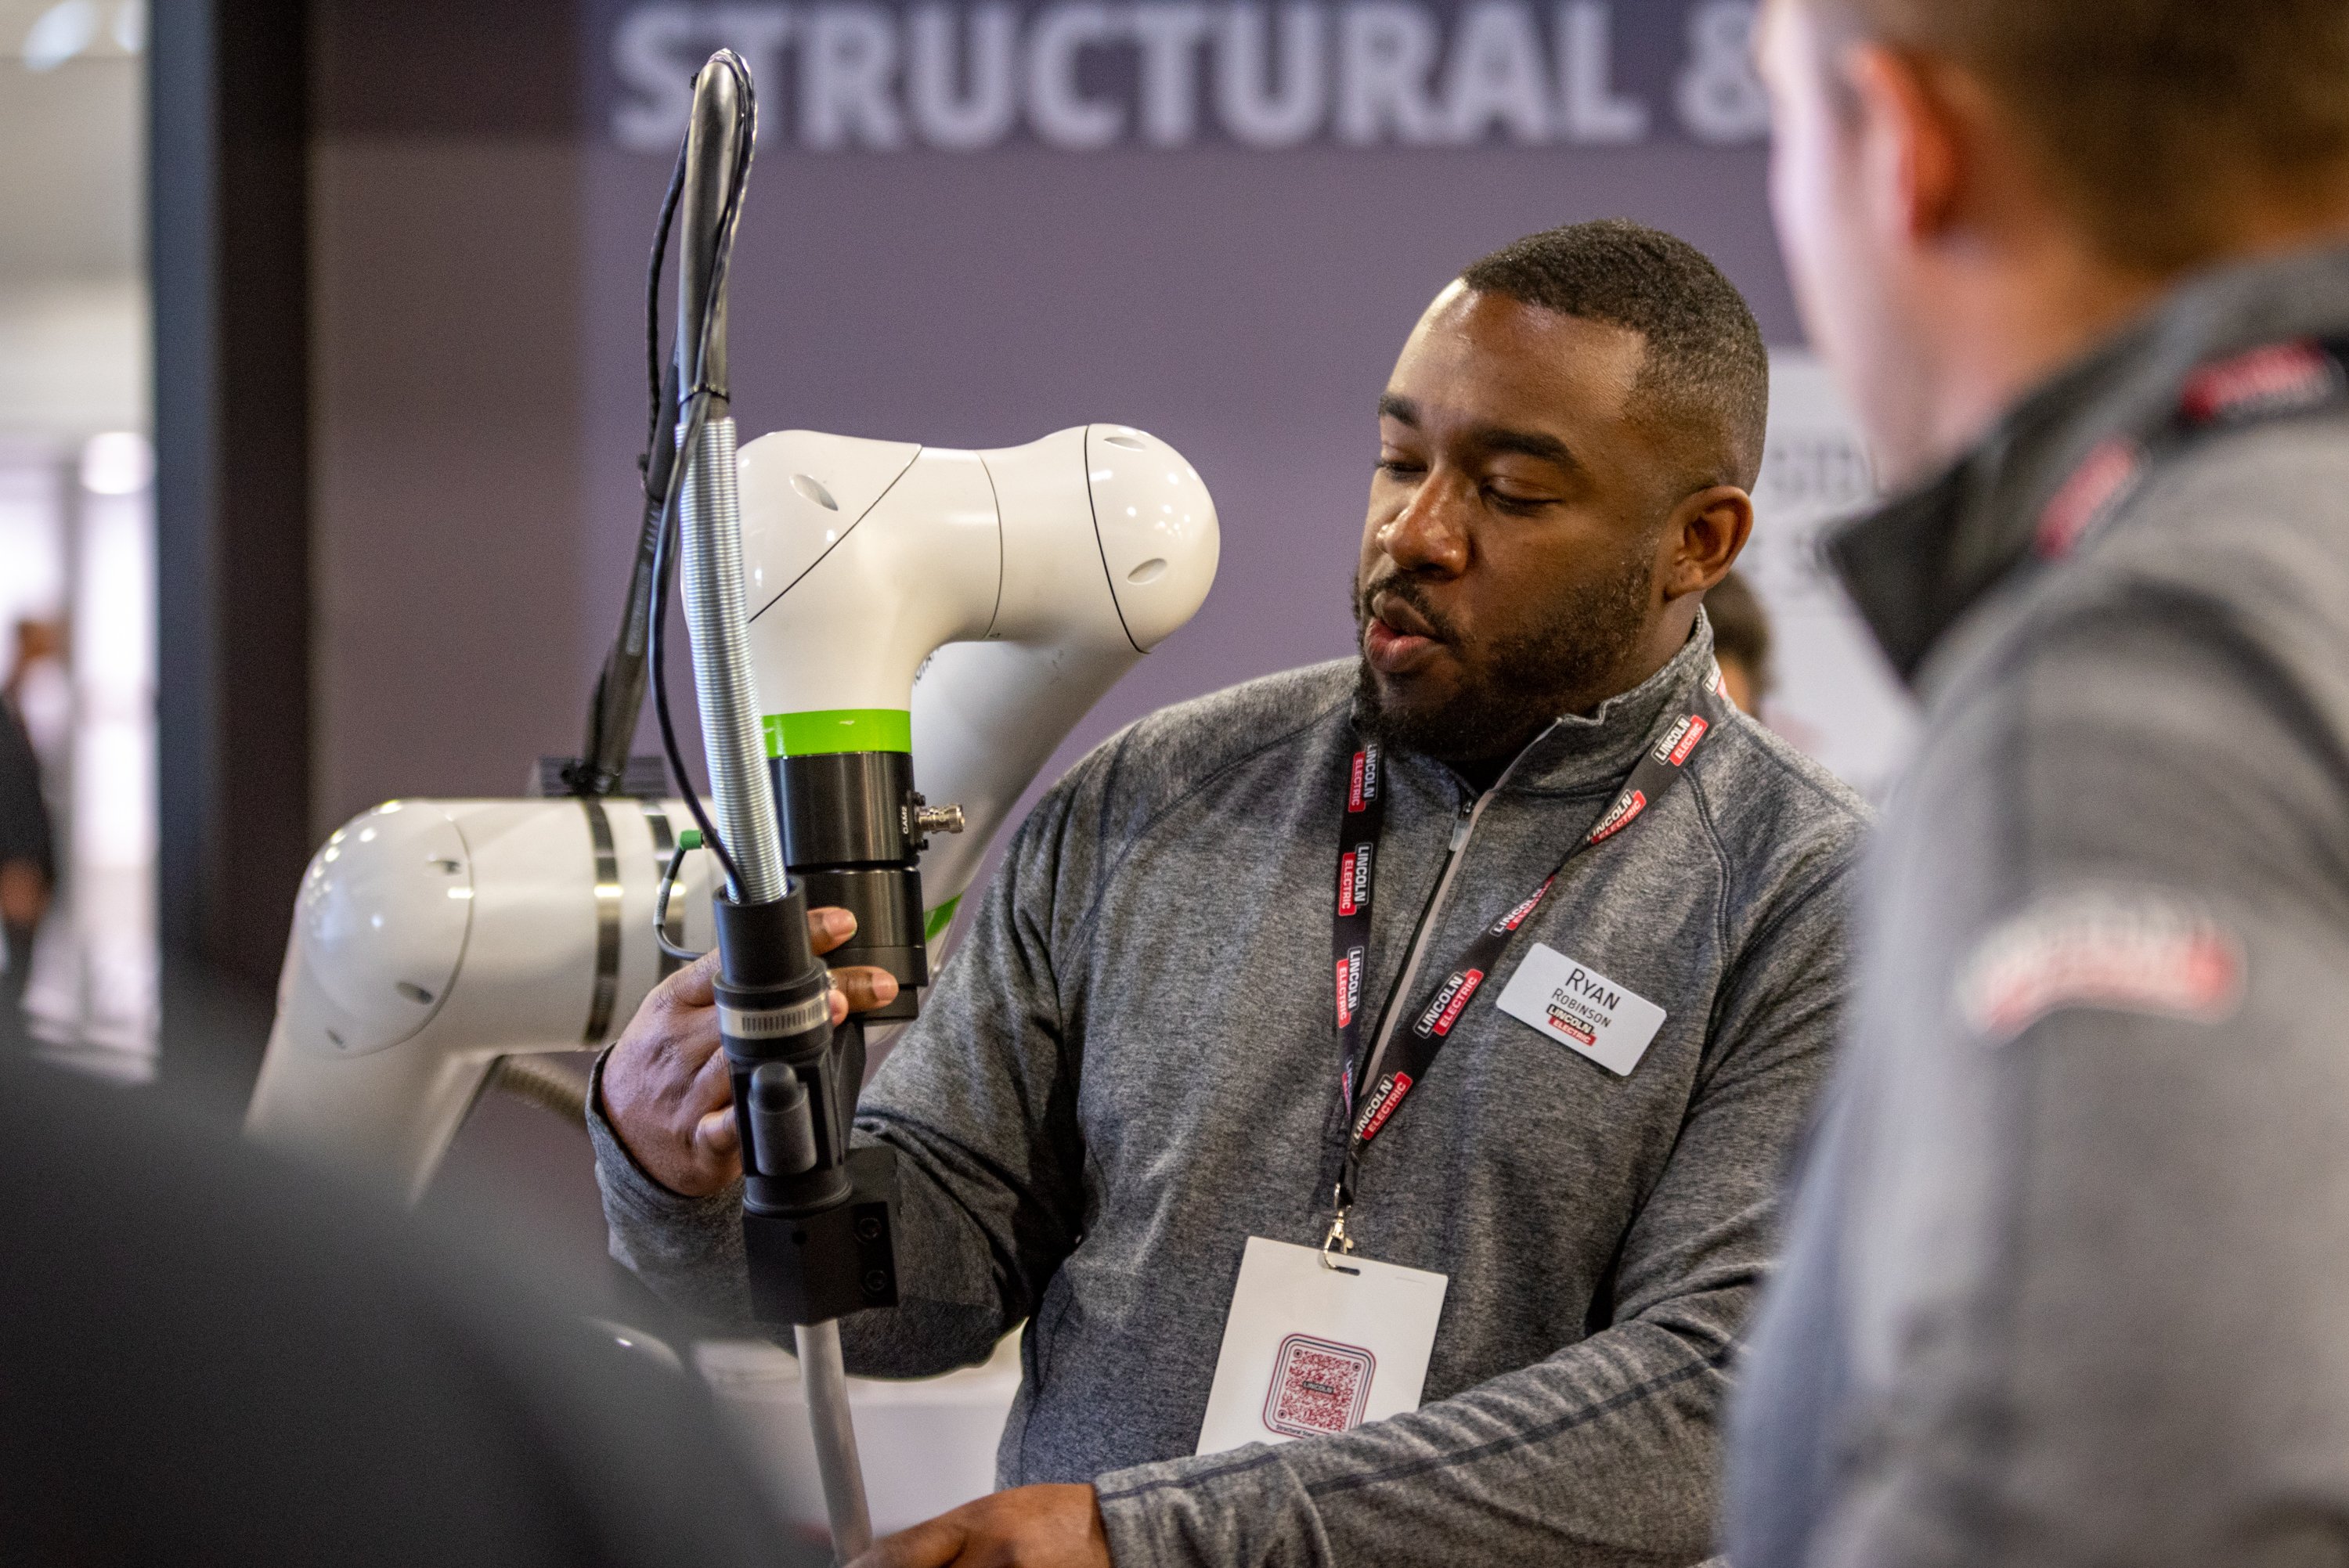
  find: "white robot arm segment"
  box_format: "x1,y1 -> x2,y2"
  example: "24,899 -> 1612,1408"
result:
246,424 -> 1217,1199
742,424 -> 1217,914
246,795 -> 716,1201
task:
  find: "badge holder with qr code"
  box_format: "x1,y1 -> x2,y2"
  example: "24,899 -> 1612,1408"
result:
1194,1236 -> 1449,1454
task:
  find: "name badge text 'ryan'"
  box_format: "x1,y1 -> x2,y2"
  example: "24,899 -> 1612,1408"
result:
1495,943 -> 1667,1076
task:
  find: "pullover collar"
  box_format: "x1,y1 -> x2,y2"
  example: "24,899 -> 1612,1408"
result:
1829,241 -> 2349,685
1358,615 -> 1720,801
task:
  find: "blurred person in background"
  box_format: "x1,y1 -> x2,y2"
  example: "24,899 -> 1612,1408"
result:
0,630 -> 54,1045
6,618 -> 69,766
1727,0 -> 2349,1564
1703,569 -> 1774,716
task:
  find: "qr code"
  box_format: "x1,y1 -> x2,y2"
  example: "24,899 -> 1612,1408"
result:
1263,1334 -> 1376,1438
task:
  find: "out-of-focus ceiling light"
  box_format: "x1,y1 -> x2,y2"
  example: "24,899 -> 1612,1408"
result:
111,1 -> 144,54
22,1 -> 99,70
81,431 -> 153,496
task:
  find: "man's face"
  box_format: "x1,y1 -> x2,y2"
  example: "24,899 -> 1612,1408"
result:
1757,0 -> 1938,483
1353,285 -> 1683,764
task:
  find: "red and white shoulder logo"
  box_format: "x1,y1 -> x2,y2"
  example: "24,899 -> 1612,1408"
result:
2180,340 -> 2340,424
2035,437 -> 2142,560
1958,888 -> 2244,1043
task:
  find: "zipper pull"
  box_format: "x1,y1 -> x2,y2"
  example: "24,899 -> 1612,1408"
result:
1449,797 -> 1475,852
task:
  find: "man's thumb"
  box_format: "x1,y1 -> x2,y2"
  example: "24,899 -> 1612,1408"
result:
694,1107 -> 739,1159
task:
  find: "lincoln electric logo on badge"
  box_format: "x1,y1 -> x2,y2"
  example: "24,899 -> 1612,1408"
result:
1496,942 -> 1669,1077
1544,966 -> 1622,1047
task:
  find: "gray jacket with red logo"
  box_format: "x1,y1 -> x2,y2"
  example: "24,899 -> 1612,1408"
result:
593,621 -> 1867,1568
1725,244 -> 2349,1568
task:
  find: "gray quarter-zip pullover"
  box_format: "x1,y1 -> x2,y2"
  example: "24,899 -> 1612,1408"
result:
596,622 -> 1867,1567
1727,243 -> 2349,1568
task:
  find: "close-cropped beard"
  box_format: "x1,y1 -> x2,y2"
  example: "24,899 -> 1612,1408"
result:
1352,550 -> 1654,765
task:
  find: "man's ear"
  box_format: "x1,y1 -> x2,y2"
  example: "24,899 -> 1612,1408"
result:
1659,486 -> 1754,601
1843,41 -> 1967,246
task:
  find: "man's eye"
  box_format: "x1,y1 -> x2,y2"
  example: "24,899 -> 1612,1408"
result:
1486,487 -> 1553,512
1376,456 -> 1423,478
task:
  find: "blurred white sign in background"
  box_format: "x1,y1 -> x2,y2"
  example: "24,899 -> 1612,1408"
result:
1748,349 -> 1917,803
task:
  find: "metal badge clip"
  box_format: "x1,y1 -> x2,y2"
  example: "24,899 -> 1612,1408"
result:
1320,1191 -> 1359,1272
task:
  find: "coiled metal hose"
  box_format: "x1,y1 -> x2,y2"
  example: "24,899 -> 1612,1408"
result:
676,412 -> 785,905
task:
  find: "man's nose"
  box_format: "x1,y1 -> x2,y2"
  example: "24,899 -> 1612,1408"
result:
1378,470 -> 1472,576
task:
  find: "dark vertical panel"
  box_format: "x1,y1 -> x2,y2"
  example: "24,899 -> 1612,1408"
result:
152,0 -> 312,1090
150,2 -> 214,973
307,0 -> 589,830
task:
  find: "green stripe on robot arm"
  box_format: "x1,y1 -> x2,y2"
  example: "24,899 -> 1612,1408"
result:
762,708 -> 913,757
923,896 -> 961,943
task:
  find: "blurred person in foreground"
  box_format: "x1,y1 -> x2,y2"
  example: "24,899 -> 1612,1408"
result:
1703,569 -> 1774,717
0,1047 -> 814,1568
0,660 -> 53,1045
1727,1 -> 2349,1564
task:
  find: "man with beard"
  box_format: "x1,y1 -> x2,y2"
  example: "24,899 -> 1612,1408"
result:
592,220 -> 1868,1568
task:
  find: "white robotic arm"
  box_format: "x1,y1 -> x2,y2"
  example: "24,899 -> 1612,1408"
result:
745,422 -> 1215,917
244,424 -> 1217,1199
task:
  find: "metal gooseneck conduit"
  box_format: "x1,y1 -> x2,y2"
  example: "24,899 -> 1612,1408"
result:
665,51 -> 875,1563
677,409 -> 783,904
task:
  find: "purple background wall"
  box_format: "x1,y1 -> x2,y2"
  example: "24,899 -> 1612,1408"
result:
575,0 -> 1797,824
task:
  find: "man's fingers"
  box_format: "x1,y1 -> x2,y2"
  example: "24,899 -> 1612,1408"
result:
847,1517 -> 967,1568
832,964 -> 900,1015
687,1034 -> 738,1110
808,906 -> 858,957
665,949 -> 721,1010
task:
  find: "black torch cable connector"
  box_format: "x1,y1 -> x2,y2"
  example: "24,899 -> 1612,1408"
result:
713,884 -> 903,1326
713,885 -> 846,1209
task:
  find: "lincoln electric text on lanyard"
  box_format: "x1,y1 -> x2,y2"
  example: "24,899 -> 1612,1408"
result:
1325,672 -> 1732,1262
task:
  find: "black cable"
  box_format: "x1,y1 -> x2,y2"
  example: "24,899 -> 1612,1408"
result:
649,387 -> 745,897
563,138 -> 691,798
642,138 -> 689,503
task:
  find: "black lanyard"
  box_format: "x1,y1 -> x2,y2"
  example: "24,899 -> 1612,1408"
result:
1326,674 -> 1731,1254
2036,335 -> 2349,560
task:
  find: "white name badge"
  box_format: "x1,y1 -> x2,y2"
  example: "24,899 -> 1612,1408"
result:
1195,1237 -> 1449,1456
1495,943 -> 1667,1076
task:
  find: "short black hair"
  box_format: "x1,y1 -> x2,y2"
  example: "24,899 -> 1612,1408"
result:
1460,219 -> 1770,492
